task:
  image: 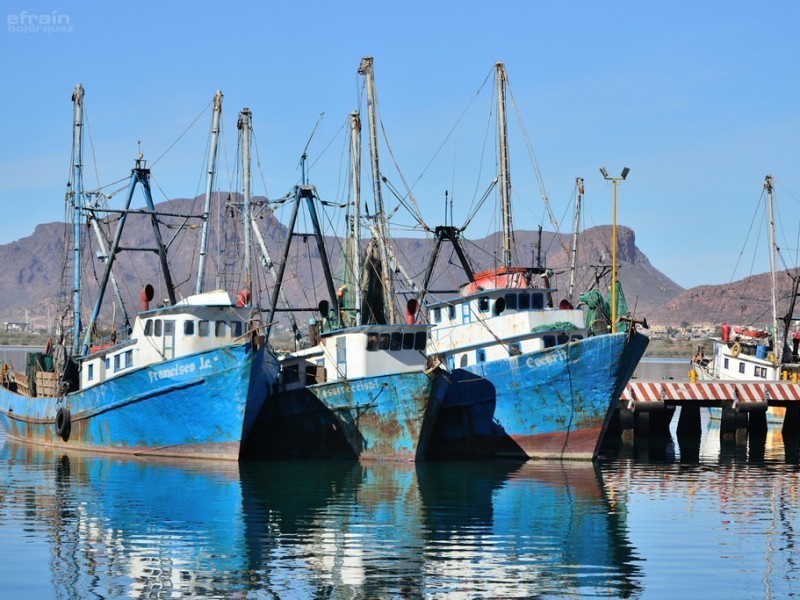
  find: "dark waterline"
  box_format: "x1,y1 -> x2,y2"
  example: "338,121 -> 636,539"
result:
1,360 -> 799,598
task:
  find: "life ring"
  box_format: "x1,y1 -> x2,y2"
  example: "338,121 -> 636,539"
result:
55,407 -> 71,441
730,342 -> 741,358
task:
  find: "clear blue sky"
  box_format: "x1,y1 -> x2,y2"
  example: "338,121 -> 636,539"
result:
2,0 -> 800,289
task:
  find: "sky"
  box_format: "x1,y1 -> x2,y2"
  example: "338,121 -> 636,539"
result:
2,0 -> 800,290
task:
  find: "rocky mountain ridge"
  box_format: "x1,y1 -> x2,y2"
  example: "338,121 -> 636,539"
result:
0,194 -> 775,330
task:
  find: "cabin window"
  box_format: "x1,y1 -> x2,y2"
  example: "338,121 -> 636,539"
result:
154,319 -> 163,337
518,294 -> 531,310
184,320 -> 195,335
493,297 -> 506,316
738,362 -> 745,374
114,354 -> 121,372
215,321 -> 228,337
446,354 -> 455,370
403,333 -> 415,350
448,305 -> 456,320
477,349 -> 486,363
198,320 -> 210,337
414,332 -> 427,350
543,335 -> 556,349
87,364 -> 94,382
509,342 -> 521,356
378,333 -> 390,350
125,350 -> 133,368
282,364 -> 299,384
461,303 -> 471,324
164,320 -> 174,336
531,293 -> 544,310
232,321 -> 243,337
460,354 -> 468,367
762,367 -> 768,378
105,357 -> 110,370
723,358 -> 729,370
478,297 -> 489,312
558,333 -> 569,345
390,332 -> 402,351
504,293 -> 518,310
432,307 -> 441,323
366,333 -> 378,351
144,320 -> 153,336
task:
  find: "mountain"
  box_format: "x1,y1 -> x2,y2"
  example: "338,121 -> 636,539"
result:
647,270 -> 799,327
0,195 -> 685,332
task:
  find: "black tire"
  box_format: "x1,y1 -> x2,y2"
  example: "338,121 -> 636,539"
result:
55,407 -> 71,441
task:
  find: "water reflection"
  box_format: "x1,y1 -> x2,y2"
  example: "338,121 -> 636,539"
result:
0,439 -> 642,597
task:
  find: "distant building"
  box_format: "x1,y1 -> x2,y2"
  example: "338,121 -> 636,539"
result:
4,322 -> 31,333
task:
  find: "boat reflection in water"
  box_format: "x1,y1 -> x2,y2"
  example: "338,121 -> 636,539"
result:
0,438 -> 641,597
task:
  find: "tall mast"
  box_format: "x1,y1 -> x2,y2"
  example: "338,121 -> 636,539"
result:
568,177 -> 584,303
196,91 -> 223,294
70,84 -> 84,355
495,62 -> 513,268
239,108 -> 252,291
348,111 -> 363,324
766,174 -> 781,361
358,56 -> 395,323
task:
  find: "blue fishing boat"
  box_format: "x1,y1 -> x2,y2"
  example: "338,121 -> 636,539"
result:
256,59 -> 444,461
421,64 -> 648,459
0,85 -> 279,460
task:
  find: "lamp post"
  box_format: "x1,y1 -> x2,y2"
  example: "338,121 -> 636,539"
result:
599,166 -> 629,333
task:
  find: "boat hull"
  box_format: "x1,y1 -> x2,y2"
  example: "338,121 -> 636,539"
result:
429,331 -> 649,460
0,343 -> 278,461
244,387 -> 356,459
307,370 -> 444,461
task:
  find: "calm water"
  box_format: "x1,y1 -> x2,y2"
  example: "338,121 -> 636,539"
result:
1,361 -> 800,598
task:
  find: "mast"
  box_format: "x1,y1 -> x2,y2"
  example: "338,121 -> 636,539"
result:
238,109 -> 253,291
568,177 -> 584,303
86,197 -> 129,329
70,84 -> 84,355
766,174 -> 781,361
358,56 -> 395,323
348,111 -> 363,324
495,62 -> 513,268
82,160 -> 176,354
196,91 -> 223,294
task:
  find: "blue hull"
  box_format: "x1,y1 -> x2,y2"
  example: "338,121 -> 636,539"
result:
308,370 -> 445,461
429,332 -> 648,459
0,343 -> 279,461
244,387 -> 357,459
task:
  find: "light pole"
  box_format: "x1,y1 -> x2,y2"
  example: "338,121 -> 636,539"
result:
599,166 -> 629,333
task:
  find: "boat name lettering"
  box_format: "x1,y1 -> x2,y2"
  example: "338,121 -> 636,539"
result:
316,380 -> 381,399
526,348 -> 567,369
147,357 -> 212,383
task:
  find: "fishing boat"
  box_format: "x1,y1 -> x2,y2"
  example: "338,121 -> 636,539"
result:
421,63 -> 649,460
256,62 -> 444,461
0,85 -> 279,460
692,175 -> 800,425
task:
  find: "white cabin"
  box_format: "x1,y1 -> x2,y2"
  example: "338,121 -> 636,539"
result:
79,290 -> 253,389
277,323 -> 431,393
427,286 -> 587,370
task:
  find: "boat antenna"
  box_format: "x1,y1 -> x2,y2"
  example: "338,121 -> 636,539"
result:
238,108 -> 253,291
70,84 -> 85,355
567,177 -> 584,303
298,112 -> 325,185
495,62 -> 514,268
359,56 -> 395,323
766,174 -> 781,362
196,91 -> 223,294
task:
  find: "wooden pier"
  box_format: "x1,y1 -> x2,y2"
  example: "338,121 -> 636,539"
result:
611,380 -> 800,443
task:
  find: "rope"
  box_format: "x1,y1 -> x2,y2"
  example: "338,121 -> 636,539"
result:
150,99 -> 212,168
